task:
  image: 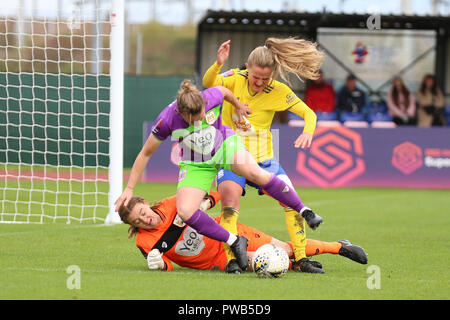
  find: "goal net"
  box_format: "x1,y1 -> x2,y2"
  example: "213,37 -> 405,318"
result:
0,0 -> 124,224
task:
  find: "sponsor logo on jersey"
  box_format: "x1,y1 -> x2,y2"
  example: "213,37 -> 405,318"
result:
286,93 -> 296,104
174,226 -> 205,257
183,126 -> 216,155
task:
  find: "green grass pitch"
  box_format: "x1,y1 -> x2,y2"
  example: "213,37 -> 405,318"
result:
1,182 -> 449,300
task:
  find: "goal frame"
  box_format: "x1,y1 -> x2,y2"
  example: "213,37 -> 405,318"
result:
0,0 -> 124,225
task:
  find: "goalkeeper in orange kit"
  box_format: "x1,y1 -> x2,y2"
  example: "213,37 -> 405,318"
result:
117,191 -> 367,272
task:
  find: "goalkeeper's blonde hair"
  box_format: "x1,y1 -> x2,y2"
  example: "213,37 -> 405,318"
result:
247,37 -> 324,83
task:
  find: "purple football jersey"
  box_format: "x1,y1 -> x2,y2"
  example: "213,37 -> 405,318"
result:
151,87 -> 236,162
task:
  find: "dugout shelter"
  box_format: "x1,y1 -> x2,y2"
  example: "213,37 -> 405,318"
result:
195,10 -> 450,113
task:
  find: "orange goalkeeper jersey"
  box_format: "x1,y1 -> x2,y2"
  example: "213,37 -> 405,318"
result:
135,194 -> 272,271
135,194 -> 226,271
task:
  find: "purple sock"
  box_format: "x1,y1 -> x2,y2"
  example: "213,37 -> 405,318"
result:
184,209 -> 231,243
261,174 -> 305,212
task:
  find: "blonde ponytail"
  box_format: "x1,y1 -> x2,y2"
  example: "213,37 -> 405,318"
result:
177,80 -> 204,115
247,37 -> 324,83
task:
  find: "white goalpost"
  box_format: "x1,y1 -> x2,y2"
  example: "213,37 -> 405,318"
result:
106,0 -> 123,225
0,0 -> 124,224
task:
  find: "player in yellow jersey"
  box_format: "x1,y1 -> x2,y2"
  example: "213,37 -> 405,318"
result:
203,37 -> 326,273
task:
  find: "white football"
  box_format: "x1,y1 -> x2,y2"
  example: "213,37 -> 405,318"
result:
252,243 -> 289,278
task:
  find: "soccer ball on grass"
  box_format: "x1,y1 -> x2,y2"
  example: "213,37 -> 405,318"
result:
252,243 -> 289,278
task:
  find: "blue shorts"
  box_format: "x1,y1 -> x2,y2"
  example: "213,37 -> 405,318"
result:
216,158 -> 289,196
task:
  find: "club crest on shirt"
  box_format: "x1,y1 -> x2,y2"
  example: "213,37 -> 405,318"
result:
205,110 -> 217,125
173,214 -> 186,228
178,169 -> 187,182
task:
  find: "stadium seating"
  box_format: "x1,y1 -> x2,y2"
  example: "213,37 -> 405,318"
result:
446,105 -> 450,126
368,112 -> 397,128
371,121 -> 397,128
340,111 -> 365,122
316,111 -> 341,127
340,112 -> 369,128
287,112 -> 305,127
370,102 -> 388,114
288,112 -> 302,121
317,111 -> 339,121
287,119 -> 305,127
289,111 -> 342,127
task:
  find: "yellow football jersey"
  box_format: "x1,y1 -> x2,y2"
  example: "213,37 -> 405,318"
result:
203,62 -> 317,162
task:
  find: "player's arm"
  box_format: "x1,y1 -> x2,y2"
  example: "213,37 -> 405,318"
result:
278,85 -> 317,149
128,134 -> 162,190
147,248 -> 174,272
215,86 -> 251,122
288,100 -> 317,149
203,40 -> 237,89
115,134 -> 162,211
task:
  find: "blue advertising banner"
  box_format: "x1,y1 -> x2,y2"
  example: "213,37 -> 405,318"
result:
143,122 -> 450,189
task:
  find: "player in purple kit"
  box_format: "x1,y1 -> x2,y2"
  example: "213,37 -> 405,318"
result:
115,80 -> 322,272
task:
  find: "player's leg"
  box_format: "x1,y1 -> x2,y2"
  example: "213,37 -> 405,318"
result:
254,160 -> 312,266
177,186 -> 233,244
231,149 -> 322,229
239,224 -> 313,272
217,169 -> 245,236
176,163 -> 248,265
304,239 -> 342,257
216,169 -> 246,271
287,239 -> 368,264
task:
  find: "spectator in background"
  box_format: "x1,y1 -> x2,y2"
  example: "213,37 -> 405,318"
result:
336,74 -> 369,116
416,74 -> 446,127
304,70 -> 335,113
386,76 -> 416,125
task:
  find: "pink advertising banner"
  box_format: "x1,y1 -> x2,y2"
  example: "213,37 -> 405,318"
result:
143,122 -> 450,189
